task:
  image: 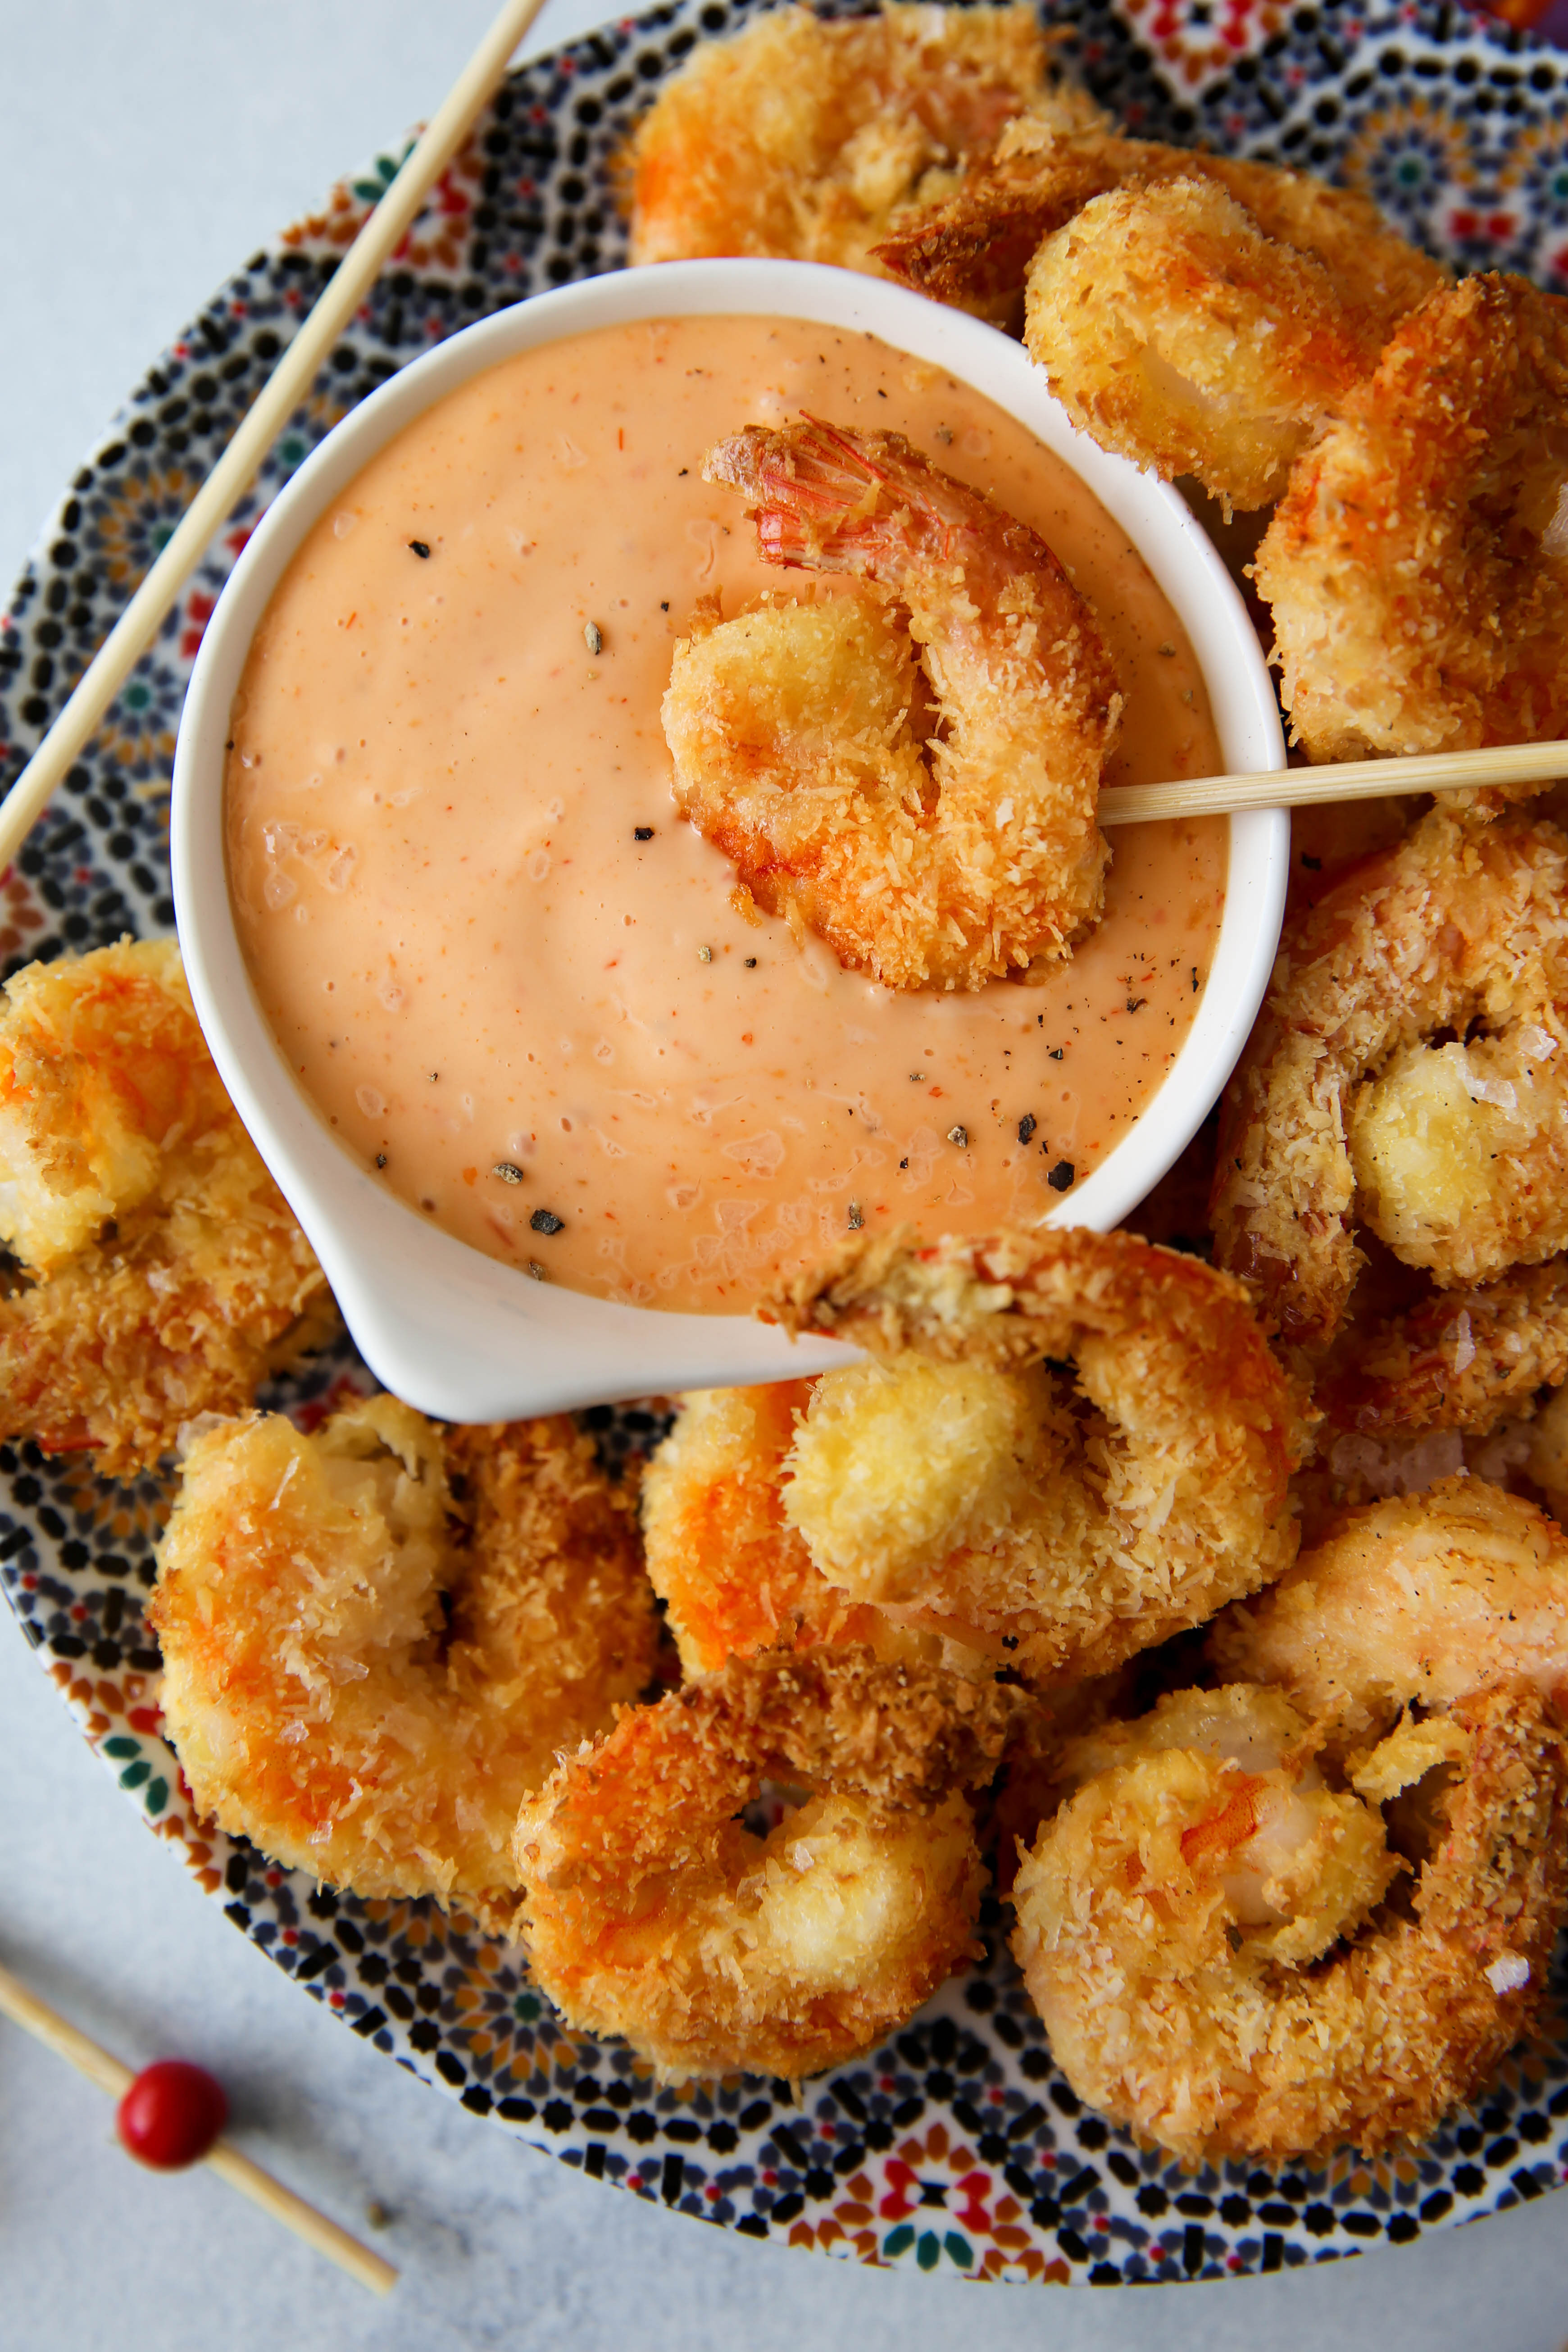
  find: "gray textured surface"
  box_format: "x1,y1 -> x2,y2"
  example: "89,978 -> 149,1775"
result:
1,8 -> 1567,2346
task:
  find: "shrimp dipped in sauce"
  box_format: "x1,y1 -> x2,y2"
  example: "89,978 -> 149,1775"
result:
643,1228 -> 1306,1688
0,939 -> 330,1477
514,1644 -> 1022,2081
152,1396 -> 657,1913
662,418 -> 1123,992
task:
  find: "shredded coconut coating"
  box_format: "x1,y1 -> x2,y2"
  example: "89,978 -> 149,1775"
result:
1211,809 -> 1568,1350
152,1397 -> 657,1910
1254,273 -> 1568,762
640,1379 -> 988,1680
1023,176 -> 1370,513
0,938 -> 330,1476
764,1226 -> 1307,1686
515,1645 -> 1023,2080
1012,1677 -> 1568,2163
664,418 -> 1120,990
876,114 -> 1442,345
1212,1476 -> 1568,1744
1314,1256 -> 1568,1447
627,2 -> 1099,292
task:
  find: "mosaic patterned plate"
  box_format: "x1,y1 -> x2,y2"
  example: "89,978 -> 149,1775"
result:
4,0 -> 1568,2288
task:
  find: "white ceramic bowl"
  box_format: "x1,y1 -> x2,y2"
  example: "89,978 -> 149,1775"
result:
173,258 -> 1287,1421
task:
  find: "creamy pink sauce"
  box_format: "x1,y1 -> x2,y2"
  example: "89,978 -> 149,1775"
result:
227,316 -> 1224,1312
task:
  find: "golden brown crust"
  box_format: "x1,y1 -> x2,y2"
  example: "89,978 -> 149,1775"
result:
1211,809 -> 1568,1349
0,940 -> 331,1476
626,2 -> 1094,287
664,419 -> 1120,991
764,1226 -> 1308,1685
1013,1679 -> 1568,2164
1209,1476 -> 1568,1739
1254,273 -> 1568,761
877,120 -> 1441,349
1314,1256 -> 1568,1445
152,1399 -> 657,1906
1024,175 -> 1368,511
515,1646 -> 1022,2080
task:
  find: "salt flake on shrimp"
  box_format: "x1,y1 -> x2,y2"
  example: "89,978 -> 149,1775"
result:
662,417 -> 1122,992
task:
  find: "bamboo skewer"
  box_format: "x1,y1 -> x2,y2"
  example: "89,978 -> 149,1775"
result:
0,1957 -> 398,2294
0,0 -> 550,879
1099,738 -> 1568,826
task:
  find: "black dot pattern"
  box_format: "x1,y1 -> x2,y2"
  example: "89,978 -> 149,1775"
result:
2,0 -> 1567,2287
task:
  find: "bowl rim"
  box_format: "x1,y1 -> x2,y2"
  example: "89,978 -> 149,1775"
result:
172,255 -> 1287,1421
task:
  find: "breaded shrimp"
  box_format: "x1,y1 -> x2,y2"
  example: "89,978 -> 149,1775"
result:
1012,1677 -> 1568,2163
627,2 -> 1100,292
763,1226 -> 1307,1685
876,113 -> 1443,350
1254,273 -> 1568,762
639,1379 -> 988,1680
1211,809 -> 1568,1349
0,939 -> 330,1477
1024,177 -> 1370,513
663,419 -> 1122,991
1313,1256 -> 1568,1448
514,1645 -> 1022,2080
1212,1477 -> 1568,1742
152,1397 -> 657,1908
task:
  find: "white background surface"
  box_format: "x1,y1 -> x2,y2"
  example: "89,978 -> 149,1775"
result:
1,8 -> 1567,2347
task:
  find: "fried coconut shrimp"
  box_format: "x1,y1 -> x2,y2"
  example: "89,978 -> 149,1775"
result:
627,2 -> 1101,287
515,1645 -> 1020,2079
1313,1256 -> 1568,1451
1212,1477 -> 1568,1739
1011,1676 -> 1568,2162
877,114 -> 1442,345
0,938 -> 330,1476
876,119 -> 1443,509
152,1397 -> 657,1906
1254,273 -> 1568,761
663,419 -> 1122,990
640,1379 -> 979,1679
1212,808 -> 1568,1349
760,1227 -> 1306,1685
1023,177 -> 1371,514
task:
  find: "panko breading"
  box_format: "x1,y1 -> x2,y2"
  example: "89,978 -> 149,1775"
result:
627,1 -> 1100,294
515,1645 -> 1021,2081
151,1397 -> 657,1910
0,939 -> 330,1477
1012,1677 -> 1568,2164
1023,177 -> 1368,513
664,419 -> 1121,991
762,1227 -> 1307,1685
1212,1477 -> 1568,1743
1254,273 -> 1568,762
1212,809 -> 1568,1350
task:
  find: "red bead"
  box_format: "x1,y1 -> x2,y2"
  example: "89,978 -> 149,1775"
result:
116,2060 -> 229,2170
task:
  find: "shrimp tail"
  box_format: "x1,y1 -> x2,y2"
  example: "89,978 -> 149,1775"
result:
704,414 -> 1075,598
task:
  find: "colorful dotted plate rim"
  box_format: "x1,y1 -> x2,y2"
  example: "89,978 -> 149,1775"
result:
3,0 -> 1568,2284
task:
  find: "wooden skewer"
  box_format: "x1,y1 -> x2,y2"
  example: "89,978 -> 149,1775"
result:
0,0 -> 550,878
1099,738 -> 1568,826
0,1956 -> 398,2294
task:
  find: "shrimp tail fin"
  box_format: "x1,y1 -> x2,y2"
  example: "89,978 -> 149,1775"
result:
703,418 -> 910,575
